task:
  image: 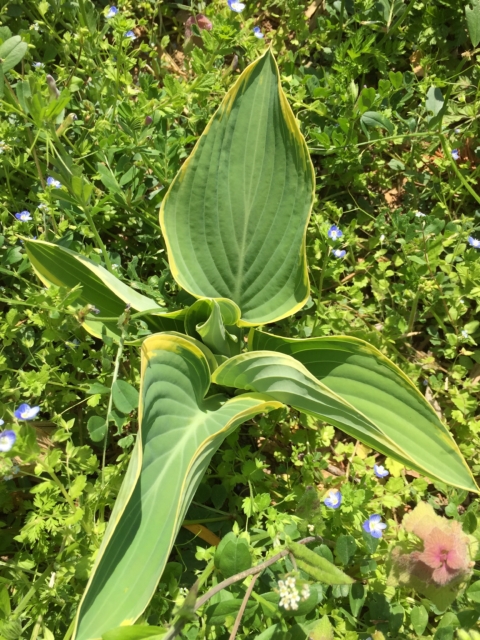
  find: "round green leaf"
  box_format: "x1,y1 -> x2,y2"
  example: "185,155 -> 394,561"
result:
410,604 -> 428,636
87,416 -> 107,442
0,36 -> 28,73
214,532 -> 252,578
466,580 -> 480,603
112,380 -> 139,414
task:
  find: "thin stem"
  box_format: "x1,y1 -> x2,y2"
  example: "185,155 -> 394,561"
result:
439,134 -> 480,207
420,225 -> 456,333
194,536 -> 317,611
312,247 -> 330,332
228,574 -> 259,640
163,537 -> 318,640
30,614 -> 43,640
11,565 -> 52,619
102,317 -> 127,484
81,204 -> 114,273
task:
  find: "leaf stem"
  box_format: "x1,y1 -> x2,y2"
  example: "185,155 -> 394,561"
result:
439,133 -> 480,207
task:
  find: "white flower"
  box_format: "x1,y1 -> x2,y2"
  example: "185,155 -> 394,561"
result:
415,211 -> 426,217
301,584 -> 310,600
380,234 -> 385,242
462,330 -> 469,339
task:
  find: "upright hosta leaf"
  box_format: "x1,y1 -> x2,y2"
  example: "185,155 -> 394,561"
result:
161,49 -> 315,326
185,298 -> 242,357
25,239 -> 185,340
248,330 -> 478,493
73,333 -> 281,640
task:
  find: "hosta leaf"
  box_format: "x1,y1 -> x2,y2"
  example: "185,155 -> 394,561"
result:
25,239 -> 185,340
185,298 -> 242,357
248,330 -> 478,493
161,49 -> 315,326
73,333 -> 282,640
213,350 -> 410,463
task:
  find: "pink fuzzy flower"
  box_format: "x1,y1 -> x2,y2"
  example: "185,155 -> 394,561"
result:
185,14 -> 212,40
388,502 -> 477,609
413,526 -> 470,585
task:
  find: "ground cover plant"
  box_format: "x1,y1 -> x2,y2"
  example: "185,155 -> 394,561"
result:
2,1 -> 480,639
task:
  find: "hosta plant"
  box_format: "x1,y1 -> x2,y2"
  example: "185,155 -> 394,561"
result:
24,50 -> 478,639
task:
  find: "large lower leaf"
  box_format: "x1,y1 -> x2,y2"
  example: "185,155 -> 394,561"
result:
25,239 -> 184,340
160,49 -> 315,326
214,339 -> 478,493
73,333 -> 281,640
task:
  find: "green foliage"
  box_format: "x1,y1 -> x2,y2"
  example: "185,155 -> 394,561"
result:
1,1 -> 480,639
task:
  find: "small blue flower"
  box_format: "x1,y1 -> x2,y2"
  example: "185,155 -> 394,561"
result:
451,149 -> 460,161
33,62 -> 44,69
253,26 -> 264,38
468,236 -> 480,249
228,0 -> 245,12
0,430 -> 16,453
106,6 -> 118,18
328,224 -> 343,241
324,489 -> 342,509
373,464 -> 389,478
362,514 -> 387,539
415,211 -> 426,218
333,249 -> 346,258
124,30 -> 136,39
14,404 -> 40,421
90,306 -> 101,315
461,329 -> 469,339
46,176 -> 61,188
15,210 -> 32,221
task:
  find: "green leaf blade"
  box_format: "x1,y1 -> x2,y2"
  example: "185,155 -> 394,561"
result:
73,333 -> 282,640
161,50 -> 315,326
24,239 -> 185,340
466,0 -> 480,47
0,36 -> 28,72
248,331 -> 478,493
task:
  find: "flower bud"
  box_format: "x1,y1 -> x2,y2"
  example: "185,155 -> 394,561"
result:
46,74 -> 60,99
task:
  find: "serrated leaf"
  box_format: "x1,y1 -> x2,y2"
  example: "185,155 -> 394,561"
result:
97,163 -> 123,195
309,615 -> 334,640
